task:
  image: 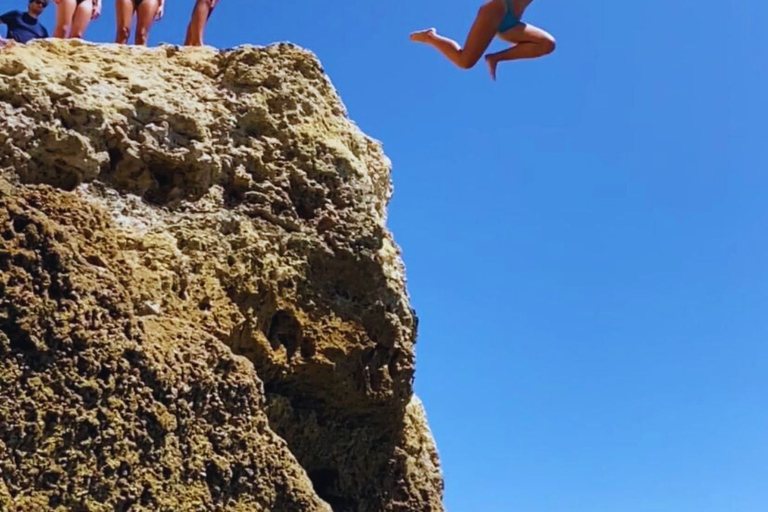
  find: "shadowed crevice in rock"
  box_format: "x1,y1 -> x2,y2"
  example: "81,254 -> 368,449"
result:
220,251 -> 430,512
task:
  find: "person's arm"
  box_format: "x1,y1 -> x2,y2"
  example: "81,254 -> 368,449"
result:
156,0 -> 165,20
0,11 -> 15,47
0,10 -> 17,26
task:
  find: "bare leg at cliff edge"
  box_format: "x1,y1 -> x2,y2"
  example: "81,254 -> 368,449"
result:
52,0 -> 101,39
115,0 -> 163,46
410,0 -> 555,80
184,0 -> 219,46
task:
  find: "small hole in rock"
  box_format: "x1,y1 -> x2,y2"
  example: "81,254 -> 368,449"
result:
266,311 -> 302,357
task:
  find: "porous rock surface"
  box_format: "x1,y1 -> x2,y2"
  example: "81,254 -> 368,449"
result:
0,40 -> 443,512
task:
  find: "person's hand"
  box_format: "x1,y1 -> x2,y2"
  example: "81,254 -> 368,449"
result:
155,0 -> 164,20
91,0 -> 101,20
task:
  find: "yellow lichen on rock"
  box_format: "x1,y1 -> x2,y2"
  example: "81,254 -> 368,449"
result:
0,40 -> 443,511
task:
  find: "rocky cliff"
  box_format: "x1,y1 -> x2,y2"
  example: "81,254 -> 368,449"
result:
0,40 -> 443,512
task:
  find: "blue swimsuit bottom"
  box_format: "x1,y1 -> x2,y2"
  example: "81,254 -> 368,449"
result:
498,0 -> 522,33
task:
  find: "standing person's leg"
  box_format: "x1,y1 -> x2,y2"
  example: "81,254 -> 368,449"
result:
184,0 -> 215,46
409,0 -> 504,70
134,0 -> 159,45
115,0 -> 134,44
69,0 -> 94,39
53,0 -> 78,38
484,23 -> 555,79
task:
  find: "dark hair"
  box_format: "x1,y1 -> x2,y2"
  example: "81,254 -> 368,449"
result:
30,0 -> 49,6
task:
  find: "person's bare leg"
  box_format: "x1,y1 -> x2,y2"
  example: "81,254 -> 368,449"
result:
135,0 -> 159,45
70,0 -> 93,39
410,0 -> 504,70
115,0 -> 134,43
54,0 -> 78,38
485,23 -> 556,80
184,0 -> 212,46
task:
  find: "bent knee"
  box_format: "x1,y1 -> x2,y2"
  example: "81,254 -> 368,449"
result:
543,36 -> 556,55
457,54 -> 482,70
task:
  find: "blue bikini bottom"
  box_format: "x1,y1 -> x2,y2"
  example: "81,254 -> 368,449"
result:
498,0 -> 522,33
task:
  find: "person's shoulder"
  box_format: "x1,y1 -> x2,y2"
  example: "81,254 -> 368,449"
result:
1,10 -> 23,19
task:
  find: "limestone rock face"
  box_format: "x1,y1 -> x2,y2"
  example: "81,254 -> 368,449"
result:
0,40 -> 443,512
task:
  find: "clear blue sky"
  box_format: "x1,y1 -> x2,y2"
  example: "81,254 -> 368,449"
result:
18,1 -> 768,511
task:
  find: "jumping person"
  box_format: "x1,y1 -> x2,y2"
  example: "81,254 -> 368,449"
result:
184,0 -> 219,46
52,0 -> 101,39
410,0 -> 555,80
115,0 -> 164,45
0,0 -> 50,45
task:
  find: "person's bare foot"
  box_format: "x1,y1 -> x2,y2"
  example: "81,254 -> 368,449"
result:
410,28 -> 436,43
485,55 -> 498,81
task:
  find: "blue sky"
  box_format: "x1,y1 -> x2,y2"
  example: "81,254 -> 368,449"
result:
12,1 -> 768,511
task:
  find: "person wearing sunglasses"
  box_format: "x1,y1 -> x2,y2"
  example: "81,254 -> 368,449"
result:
410,0 -> 555,81
51,0 -> 101,39
115,0 -> 164,46
0,0 -> 50,45
184,0 -> 219,46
